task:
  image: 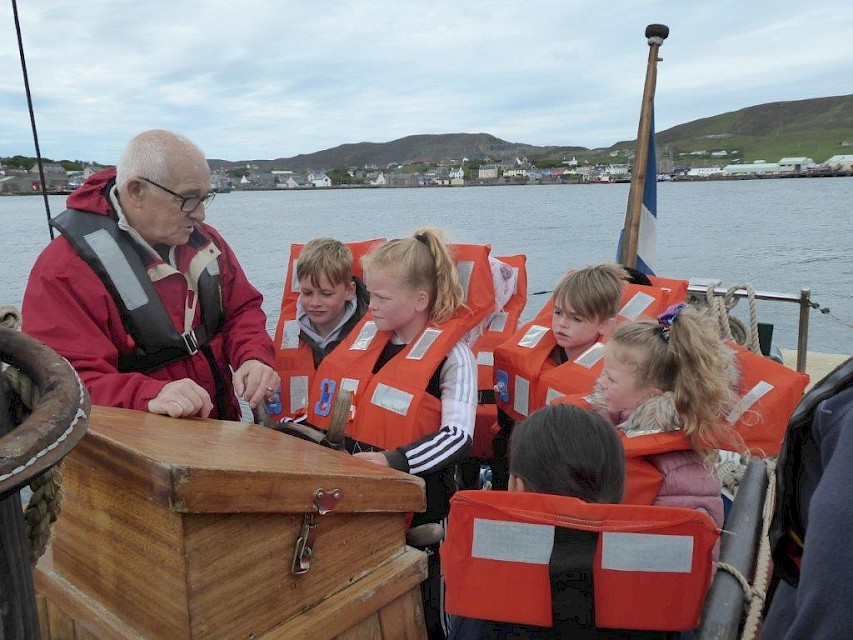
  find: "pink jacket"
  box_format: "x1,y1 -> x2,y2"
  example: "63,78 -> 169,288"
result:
589,388 -> 725,529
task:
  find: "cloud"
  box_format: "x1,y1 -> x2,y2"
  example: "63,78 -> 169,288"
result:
1,0 -> 850,163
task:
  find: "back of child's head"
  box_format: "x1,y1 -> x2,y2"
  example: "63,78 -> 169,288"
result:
362,228 -> 463,324
509,404 -> 625,503
296,238 -> 353,288
552,262 -> 628,321
608,303 -> 741,460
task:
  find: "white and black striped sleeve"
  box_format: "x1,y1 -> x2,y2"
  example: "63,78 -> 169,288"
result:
385,339 -> 477,476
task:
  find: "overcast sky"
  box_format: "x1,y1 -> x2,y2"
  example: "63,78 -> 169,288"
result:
1,1 -> 851,164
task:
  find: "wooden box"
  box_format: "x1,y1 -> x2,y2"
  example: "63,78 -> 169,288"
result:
35,406 -> 428,639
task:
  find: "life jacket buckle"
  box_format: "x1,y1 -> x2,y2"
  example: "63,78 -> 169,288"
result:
182,330 -> 200,356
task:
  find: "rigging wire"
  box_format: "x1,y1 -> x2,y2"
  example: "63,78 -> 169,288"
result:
12,0 -> 54,240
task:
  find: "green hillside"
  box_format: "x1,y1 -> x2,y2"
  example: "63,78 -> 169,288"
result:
649,94 -> 853,163
210,95 -> 852,170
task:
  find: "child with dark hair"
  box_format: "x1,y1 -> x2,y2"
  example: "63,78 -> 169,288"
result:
508,404 -> 624,504
449,404 -> 626,640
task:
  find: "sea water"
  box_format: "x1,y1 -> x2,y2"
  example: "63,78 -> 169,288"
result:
1,178 -> 851,355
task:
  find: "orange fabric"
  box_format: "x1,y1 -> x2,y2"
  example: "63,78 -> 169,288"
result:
728,342 -> 809,455
494,277 -> 678,421
307,244 -> 494,450
470,254 -> 528,458
271,239 -> 384,418
472,254 -> 528,389
552,394 -> 691,506
617,283 -> 669,324
442,490 -> 718,631
493,300 -> 558,422
648,275 -> 689,308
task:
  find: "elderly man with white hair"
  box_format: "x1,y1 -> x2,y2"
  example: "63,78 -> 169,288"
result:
23,129 -> 279,420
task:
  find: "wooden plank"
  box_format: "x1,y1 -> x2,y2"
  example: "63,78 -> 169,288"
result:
75,627 -> 101,640
259,547 -> 428,639
51,456 -> 190,639
86,407 -> 425,514
46,599 -> 77,640
35,552 -> 150,640
334,613 -> 382,640
36,594 -> 51,640
184,511 -> 408,638
378,588 -> 426,640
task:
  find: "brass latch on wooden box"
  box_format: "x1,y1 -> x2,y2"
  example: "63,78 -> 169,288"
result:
292,488 -> 341,575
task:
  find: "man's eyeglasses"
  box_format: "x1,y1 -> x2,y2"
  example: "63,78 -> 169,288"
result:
139,177 -> 215,213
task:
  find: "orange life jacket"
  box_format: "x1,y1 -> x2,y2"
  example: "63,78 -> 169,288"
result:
648,275 -> 689,308
727,343 -> 809,456
306,244 -> 494,449
470,254 -> 528,458
271,239 -> 384,419
493,279 -> 680,422
442,490 -> 718,631
556,344 -> 810,504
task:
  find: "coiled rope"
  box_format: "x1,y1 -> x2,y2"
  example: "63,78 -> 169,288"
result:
0,304 -> 63,566
705,282 -> 762,354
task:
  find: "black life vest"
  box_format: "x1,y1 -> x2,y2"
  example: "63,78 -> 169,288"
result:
51,208 -> 224,373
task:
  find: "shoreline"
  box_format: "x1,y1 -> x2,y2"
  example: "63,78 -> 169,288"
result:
3,169 -> 850,197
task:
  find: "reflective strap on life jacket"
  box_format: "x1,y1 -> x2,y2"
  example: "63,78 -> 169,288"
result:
727,343 -> 809,455
279,319 -> 300,349
618,284 -> 668,322
371,383 -> 414,416
289,375 -> 309,414
443,490 -> 718,631
542,342 -> 606,405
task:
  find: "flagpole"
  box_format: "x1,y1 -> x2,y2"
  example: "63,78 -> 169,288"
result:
620,24 -> 669,269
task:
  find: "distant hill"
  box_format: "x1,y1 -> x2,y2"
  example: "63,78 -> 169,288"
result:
209,133 -> 587,172
207,94 -> 853,171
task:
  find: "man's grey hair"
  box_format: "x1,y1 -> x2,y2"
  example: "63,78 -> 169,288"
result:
116,130 -> 207,190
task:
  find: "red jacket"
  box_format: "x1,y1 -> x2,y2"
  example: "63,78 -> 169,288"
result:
22,168 -> 274,419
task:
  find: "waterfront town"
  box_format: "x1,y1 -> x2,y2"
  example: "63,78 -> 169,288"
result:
1,151 -> 852,194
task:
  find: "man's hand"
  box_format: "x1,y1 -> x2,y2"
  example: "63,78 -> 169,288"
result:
352,451 -> 390,467
148,379 -> 214,418
233,359 -> 280,409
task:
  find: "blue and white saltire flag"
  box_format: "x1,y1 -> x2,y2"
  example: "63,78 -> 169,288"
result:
617,111 -> 658,275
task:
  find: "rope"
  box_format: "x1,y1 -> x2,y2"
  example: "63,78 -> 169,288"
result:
705,282 -> 762,353
713,460 -> 777,640
0,304 -> 63,565
740,460 -> 777,640
716,562 -> 764,608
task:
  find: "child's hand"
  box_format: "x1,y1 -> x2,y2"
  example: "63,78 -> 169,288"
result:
352,451 -> 390,467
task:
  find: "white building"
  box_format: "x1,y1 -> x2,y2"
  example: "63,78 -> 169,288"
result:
778,157 -> 815,172
824,155 -> 853,170
308,172 -> 331,188
722,161 -> 780,175
686,166 -> 723,177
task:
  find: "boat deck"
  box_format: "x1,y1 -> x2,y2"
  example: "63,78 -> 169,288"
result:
782,349 -> 850,390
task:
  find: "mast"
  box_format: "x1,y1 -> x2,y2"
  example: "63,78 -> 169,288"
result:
619,24 -> 668,269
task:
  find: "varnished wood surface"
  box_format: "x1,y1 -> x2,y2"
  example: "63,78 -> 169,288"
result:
260,546 -> 428,639
52,456 -> 191,638
35,559 -> 149,640
36,546 -> 428,640
82,406 -> 425,514
183,511 -> 407,638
